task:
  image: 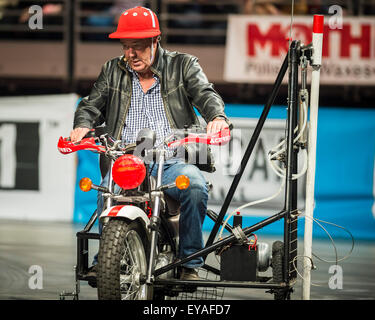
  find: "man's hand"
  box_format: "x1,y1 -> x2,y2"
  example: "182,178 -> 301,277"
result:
70,127 -> 91,143
206,117 -> 229,135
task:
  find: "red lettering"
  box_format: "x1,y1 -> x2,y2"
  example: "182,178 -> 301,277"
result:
247,22 -> 372,59
247,24 -> 288,57
340,24 -> 371,58
293,24 -> 312,44
322,25 -> 331,57
323,24 -> 371,58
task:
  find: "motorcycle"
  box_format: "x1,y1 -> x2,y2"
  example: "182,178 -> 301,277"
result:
58,126 -> 231,300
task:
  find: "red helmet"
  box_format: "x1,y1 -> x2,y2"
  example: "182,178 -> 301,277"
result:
109,6 -> 161,39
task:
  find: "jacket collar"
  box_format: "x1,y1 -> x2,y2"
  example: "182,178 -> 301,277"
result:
150,44 -> 164,77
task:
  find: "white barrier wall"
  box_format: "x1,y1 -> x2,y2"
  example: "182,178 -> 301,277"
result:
0,94 -> 77,221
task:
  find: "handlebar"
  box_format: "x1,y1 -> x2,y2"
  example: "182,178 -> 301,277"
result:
166,127 -> 231,148
57,127 -> 231,155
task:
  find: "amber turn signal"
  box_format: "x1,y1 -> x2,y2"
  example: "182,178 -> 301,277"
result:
79,177 -> 92,192
175,175 -> 190,190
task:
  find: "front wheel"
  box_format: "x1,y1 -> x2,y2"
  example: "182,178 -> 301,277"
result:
97,219 -> 152,300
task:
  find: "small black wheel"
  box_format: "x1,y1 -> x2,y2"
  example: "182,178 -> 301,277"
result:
271,241 -> 290,300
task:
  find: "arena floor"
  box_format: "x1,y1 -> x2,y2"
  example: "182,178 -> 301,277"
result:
0,219 -> 374,300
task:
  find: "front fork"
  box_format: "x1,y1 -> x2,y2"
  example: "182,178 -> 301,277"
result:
103,150 -> 165,285
146,150 -> 165,284
105,159 -> 114,210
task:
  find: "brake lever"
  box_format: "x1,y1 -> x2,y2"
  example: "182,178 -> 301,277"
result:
57,136 -> 106,154
83,129 -> 96,139
167,127 -> 231,148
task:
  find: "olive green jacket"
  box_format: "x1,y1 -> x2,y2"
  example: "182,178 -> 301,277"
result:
74,44 -> 231,173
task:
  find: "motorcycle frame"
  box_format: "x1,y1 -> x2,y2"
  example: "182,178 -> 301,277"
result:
66,40 -> 311,299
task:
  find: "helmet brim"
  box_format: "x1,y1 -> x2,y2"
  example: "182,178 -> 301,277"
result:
109,30 -> 161,39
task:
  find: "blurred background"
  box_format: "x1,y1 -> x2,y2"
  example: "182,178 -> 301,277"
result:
0,0 -> 374,105
0,0 -> 375,300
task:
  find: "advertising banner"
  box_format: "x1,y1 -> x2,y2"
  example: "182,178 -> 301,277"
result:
0,94 -> 77,221
224,15 -> 375,85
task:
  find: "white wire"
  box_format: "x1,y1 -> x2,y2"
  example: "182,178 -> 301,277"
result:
302,215 -> 355,263
270,97 -> 308,159
269,98 -> 307,161
217,146 -> 306,241
294,98 -> 308,143
217,177 -> 286,241
269,148 -> 308,179
217,94 -> 309,241
292,255 -> 323,287
291,215 -> 355,287
268,98 -> 308,179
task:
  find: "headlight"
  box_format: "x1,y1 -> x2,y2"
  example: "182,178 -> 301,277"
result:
112,154 -> 146,190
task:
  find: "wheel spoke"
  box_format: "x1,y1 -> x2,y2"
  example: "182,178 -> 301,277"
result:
98,221 -> 150,300
125,238 -> 137,266
120,230 -> 148,300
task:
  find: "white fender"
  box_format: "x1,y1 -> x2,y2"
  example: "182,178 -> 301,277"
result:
99,205 -> 149,228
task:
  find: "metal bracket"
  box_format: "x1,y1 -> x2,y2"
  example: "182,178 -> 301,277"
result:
290,209 -> 302,219
59,266 -> 80,300
232,225 -> 248,245
149,216 -> 161,230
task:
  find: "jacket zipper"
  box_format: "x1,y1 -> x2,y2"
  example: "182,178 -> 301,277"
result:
116,72 -> 132,141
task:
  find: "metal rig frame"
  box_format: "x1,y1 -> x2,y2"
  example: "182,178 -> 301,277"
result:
60,40 -> 313,300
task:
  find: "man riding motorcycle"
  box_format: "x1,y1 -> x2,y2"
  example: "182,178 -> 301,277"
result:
70,6 -> 231,281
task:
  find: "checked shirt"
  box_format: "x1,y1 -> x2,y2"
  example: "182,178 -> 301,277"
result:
121,66 -> 174,155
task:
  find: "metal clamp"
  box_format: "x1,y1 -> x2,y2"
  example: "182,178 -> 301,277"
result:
232,225 -> 248,245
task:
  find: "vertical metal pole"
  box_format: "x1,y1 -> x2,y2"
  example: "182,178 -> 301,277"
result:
302,15 -> 324,300
205,54 -> 289,249
283,40 -> 300,285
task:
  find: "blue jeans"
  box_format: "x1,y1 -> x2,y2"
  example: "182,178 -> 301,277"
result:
94,158 -> 208,269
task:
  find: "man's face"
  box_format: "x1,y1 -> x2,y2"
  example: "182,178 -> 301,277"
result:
120,38 -> 156,74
